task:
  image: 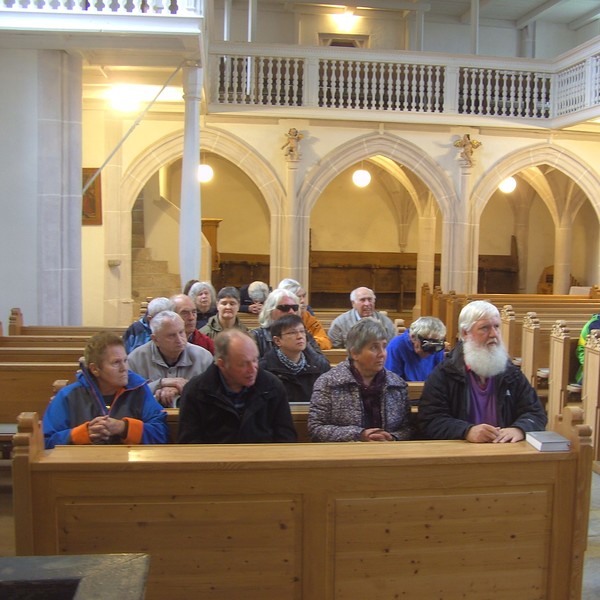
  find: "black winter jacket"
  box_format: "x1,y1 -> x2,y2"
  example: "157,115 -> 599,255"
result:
177,364 -> 297,443
419,342 -> 547,440
258,345 -> 330,403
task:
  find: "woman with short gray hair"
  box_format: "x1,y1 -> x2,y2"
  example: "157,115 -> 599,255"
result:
384,316 -> 447,381
188,281 -> 217,329
308,318 -> 412,442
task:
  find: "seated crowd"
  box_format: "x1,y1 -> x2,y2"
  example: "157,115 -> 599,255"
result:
41,281 -> 550,450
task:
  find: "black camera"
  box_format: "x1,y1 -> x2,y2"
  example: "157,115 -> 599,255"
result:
418,336 -> 445,354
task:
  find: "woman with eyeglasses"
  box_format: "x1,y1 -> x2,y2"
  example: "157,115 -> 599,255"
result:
308,318 -> 412,442
384,316 -> 447,382
250,288 -> 323,358
259,314 -> 330,404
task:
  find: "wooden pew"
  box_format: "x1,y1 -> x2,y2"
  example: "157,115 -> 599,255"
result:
12,407 -> 592,600
519,313 -> 588,397
0,347 -> 83,363
582,330 -> 600,467
0,363 -> 75,423
8,308 -> 125,337
0,335 -> 88,348
547,321 -> 582,428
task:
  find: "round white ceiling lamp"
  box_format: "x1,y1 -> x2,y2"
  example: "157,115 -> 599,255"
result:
499,176 -> 517,193
197,163 -> 214,183
352,168 -> 371,188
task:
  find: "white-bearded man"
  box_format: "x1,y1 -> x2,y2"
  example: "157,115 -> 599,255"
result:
419,301 -> 547,443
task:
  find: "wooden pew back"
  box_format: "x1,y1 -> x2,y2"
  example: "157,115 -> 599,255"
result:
0,363 -> 75,422
582,330 -> 600,462
547,321 -> 581,426
12,408 -> 592,600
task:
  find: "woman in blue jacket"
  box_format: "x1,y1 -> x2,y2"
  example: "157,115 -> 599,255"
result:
43,331 -> 169,449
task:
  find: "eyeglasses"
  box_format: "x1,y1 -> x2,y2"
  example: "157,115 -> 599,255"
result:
280,328 -> 307,337
275,304 -> 299,313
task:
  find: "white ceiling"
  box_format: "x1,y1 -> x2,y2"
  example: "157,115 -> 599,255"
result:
286,0 -> 600,30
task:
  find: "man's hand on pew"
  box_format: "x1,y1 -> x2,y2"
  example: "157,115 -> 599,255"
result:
88,416 -> 126,443
466,424 -> 524,443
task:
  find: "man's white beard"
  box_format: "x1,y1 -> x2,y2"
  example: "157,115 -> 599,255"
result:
463,338 -> 509,378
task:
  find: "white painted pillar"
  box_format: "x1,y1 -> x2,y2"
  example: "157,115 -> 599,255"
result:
470,0 -> 479,55
179,62 -> 203,287
248,0 -> 257,42
223,0 -> 232,40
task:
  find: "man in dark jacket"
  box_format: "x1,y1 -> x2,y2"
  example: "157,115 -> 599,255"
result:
419,300 -> 547,443
177,329 -> 297,443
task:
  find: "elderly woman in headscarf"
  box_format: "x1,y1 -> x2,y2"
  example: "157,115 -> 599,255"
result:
278,278 -> 332,350
308,318 -> 412,442
250,288 -> 323,358
188,281 -> 217,329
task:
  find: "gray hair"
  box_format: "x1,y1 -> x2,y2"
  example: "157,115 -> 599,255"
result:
278,278 -> 303,297
248,281 -> 270,303
150,310 -> 183,334
350,287 -> 375,303
147,297 -> 175,319
346,318 -> 387,357
188,281 -> 217,306
258,288 -> 299,328
409,316 -> 446,339
458,300 -> 500,339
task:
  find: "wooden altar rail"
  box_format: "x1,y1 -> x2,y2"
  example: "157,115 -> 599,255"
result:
12,407 -> 592,600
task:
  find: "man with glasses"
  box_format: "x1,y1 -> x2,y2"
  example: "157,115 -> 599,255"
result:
328,287 -> 396,349
171,293 -> 215,355
259,314 -> 330,403
250,288 -> 324,357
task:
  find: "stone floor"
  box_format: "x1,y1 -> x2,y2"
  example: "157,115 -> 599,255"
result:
1,462 -> 599,596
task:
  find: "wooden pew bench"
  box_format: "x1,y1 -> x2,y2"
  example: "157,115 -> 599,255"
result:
547,321 -> 583,427
8,308 -> 125,337
0,363 -> 75,423
0,335 -> 89,348
519,314 -> 588,398
12,407 -> 592,600
0,347 -> 83,363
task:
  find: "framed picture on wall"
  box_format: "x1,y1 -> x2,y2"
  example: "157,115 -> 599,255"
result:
82,167 -> 102,225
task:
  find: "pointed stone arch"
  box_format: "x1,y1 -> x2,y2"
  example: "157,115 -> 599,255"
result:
471,143 -> 600,222
470,143 -> 600,294
298,132 -> 456,218
121,128 -> 285,215
116,128 -> 286,308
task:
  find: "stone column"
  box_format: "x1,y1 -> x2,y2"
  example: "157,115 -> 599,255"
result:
37,50 -> 82,325
179,62 -> 203,287
414,194 -> 437,318
554,220 -> 573,294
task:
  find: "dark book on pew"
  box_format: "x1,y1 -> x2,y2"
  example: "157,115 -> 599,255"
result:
526,431 -> 571,452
